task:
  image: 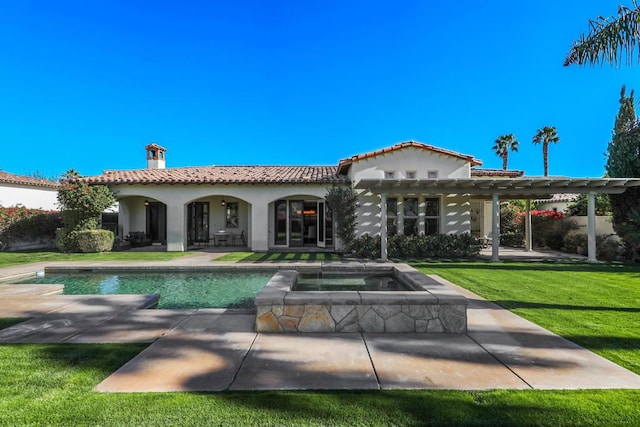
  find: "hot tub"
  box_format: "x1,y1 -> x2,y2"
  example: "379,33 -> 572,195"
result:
255,263 -> 467,333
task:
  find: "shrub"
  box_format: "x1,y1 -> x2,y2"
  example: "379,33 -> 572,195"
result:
57,169 -> 116,252
563,233 -> 587,254
76,230 -> 114,253
350,233 -> 481,260
501,231 -> 524,248
514,210 -> 577,250
500,203 -> 522,235
0,206 -> 62,251
597,234 -> 623,261
350,234 -> 381,259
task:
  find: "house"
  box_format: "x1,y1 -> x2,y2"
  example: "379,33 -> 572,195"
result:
83,142 -> 640,261
0,171 -> 59,210
534,193 -> 580,212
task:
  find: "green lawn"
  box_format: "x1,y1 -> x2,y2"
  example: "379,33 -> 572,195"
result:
1,260 -> 640,425
415,261 -> 640,375
0,251 -> 193,268
0,344 -> 638,426
215,251 -> 342,262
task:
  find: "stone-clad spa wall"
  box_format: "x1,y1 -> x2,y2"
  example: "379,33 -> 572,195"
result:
255,265 -> 467,333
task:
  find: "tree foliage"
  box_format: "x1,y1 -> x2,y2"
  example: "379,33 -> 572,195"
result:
532,126 -> 560,177
565,194 -> 612,217
606,86 -> 640,261
565,2 -> 640,67
492,134 -> 519,170
324,185 -> 358,253
56,170 -> 116,252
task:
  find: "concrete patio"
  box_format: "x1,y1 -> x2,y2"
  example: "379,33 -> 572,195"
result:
1,255 -> 639,392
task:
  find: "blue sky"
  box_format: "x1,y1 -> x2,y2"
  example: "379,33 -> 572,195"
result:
0,1 -> 637,179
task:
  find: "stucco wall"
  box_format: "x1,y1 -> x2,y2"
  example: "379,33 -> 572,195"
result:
348,146 -> 471,180
0,184 -> 58,210
441,194 -> 471,234
350,147 -> 473,238
572,216 -> 615,236
356,192 -> 471,238
111,183 -> 330,251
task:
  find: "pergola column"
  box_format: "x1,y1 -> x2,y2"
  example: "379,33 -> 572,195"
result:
380,193 -> 388,261
525,199 -> 532,252
166,203 -> 187,252
587,192 -> 597,262
491,193 -> 500,262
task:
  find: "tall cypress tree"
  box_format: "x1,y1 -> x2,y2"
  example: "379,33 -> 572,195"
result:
606,85 -> 640,261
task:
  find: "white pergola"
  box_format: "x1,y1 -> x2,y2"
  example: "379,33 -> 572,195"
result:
354,177 -> 640,262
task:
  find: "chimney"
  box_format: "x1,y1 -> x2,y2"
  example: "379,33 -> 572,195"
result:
145,143 -> 166,169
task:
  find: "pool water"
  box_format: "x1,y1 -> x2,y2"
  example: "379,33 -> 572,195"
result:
294,273 -> 411,292
10,271 -> 274,309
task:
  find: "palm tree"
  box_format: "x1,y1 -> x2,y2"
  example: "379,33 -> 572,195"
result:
565,2 -> 640,66
492,134 -> 519,170
532,126 -> 560,176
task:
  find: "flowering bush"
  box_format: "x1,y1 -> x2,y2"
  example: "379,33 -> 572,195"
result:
513,209 -> 577,249
0,206 -> 62,250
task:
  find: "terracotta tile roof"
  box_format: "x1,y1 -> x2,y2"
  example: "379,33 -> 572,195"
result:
145,143 -> 167,151
534,193 -> 580,203
82,165 -> 348,185
0,171 -> 59,189
471,168 -> 524,178
338,141 -> 482,174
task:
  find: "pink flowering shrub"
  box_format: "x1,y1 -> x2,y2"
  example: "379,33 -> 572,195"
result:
0,206 -> 62,250
513,209 -> 577,249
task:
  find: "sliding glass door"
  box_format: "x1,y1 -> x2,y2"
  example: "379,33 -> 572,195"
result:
188,202 -> 209,243
289,200 -> 304,247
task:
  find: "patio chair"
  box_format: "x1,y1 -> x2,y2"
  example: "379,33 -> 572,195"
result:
232,230 -> 245,246
482,232 -> 493,248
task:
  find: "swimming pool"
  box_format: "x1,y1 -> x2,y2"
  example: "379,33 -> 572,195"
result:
9,270 -> 275,309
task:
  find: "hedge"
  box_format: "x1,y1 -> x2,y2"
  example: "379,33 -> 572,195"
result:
76,230 -> 114,253
350,233 -> 481,259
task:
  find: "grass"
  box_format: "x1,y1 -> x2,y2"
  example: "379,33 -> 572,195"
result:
0,251 -> 194,268
215,251 -> 342,262
414,261 -> 640,375
0,344 -> 638,426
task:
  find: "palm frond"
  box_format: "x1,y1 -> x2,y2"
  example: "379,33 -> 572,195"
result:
565,2 -> 640,66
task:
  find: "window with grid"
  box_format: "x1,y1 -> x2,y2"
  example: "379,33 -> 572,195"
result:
424,198 -> 440,235
403,198 -> 419,236
226,202 -> 239,228
386,198 -> 398,236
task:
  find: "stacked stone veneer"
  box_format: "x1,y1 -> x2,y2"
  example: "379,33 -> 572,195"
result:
255,264 -> 467,333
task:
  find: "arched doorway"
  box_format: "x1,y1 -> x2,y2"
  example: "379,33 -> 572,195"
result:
146,201 -> 167,243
